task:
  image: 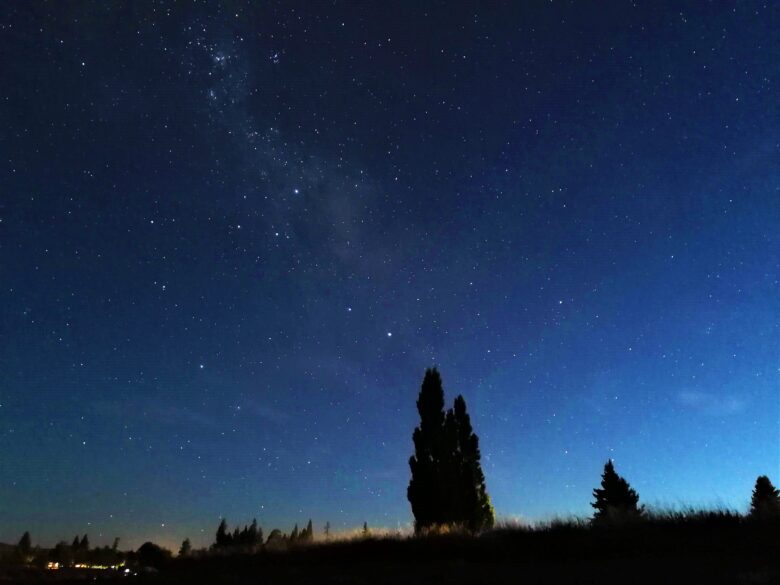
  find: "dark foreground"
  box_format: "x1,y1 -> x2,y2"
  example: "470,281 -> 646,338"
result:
4,515 -> 779,584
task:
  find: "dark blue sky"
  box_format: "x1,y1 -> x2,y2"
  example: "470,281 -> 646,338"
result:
1,1 -> 778,549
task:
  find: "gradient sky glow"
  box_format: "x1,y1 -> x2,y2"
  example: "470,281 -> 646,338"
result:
1,1 -> 779,549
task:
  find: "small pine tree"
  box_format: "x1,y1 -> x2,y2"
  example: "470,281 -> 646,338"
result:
215,519 -> 229,548
591,460 -> 644,524
17,532 -> 31,554
290,524 -> 299,541
248,519 -> 260,548
178,538 -> 192,557
80,534 -> 90,551
112,537 -> 120,552
362,522 -> 369,537
324,521 -> 330,540
304,519 -> 313,543
750,475 -> 780,520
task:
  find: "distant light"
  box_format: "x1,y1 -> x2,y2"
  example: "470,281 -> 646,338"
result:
293,188 -> 300,194
387,332 -> 392,337
199,364 -> 204,369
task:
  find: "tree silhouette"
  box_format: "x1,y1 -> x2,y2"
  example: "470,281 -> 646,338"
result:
137,542 -> 171,569
447,395 -> 495,531
324,521 -> 330,540
80,534 -> 90,551
750,475 -> 780,520
215,518 -> 229,548
408,368 -> 494,532
408,368 -> 447,531
591,460 -> 644,524
301,519 -> 314,543
290,523 -> 299,541
178,538 -> 192,557
265,528 -> 285,551
17,532 -> 31,555
51,541 -> 74,566
362,521 -> 369,537
71,536 -> 80,550
112,537 -> 120,552
266,528 -> 282,543
256,525 -> 264,547
248,519 -> 262,549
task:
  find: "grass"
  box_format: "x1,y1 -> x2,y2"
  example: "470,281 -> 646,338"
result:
155,511 -> 780,584
3,511 -> 779,584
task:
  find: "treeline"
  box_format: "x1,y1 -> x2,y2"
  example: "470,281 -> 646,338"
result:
206,518 -> 318,555
1,532 -> 125,568
2,518 -> 345,569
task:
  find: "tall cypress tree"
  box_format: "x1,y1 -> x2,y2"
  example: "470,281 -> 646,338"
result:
408,368 -> 494,532
591,460 -> 644,524
450,395 -> 495,531
750,475 -> 780,520
408,368 -> 447,531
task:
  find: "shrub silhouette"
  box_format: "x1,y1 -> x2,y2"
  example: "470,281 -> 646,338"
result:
136,541 -> 171,569
591,459 -> 644,524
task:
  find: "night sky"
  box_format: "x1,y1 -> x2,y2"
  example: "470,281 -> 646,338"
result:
1,2 -> 779,549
